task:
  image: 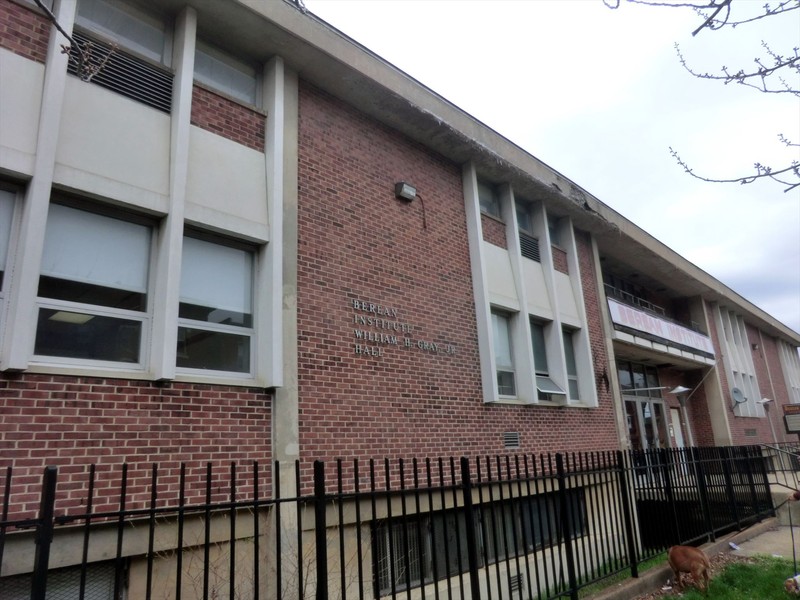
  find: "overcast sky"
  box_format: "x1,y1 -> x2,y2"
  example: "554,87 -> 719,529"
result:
302,0 -> 800,334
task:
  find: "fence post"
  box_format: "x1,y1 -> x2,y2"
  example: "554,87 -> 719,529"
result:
31,466 -> 58,600
615,450 -> 639,578
459,456 -> 482,599
555,453 -> 579,600
314,460 -> 328,600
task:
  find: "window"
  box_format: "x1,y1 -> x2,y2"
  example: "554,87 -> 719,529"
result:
73,0 -> 173,112
516,201 -> 540,262
374,491 -> 586,596
76,0 -> 169,64
531,319 -> 565,399
547,215 -> 561,246
492,310 -> 515,396
0,189 -> 14,291
177,234 -> 254,374
195,41 -> 258,105
617,361 -> 661,398
478,180 -> 500,218
562,328 -> 579,400
34,203 -> 151,364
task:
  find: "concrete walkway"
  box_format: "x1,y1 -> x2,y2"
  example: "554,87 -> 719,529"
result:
591,517 -> 798,599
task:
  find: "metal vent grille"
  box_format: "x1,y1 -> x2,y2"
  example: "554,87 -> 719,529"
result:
519,233 -> 540,262
744,428 -> 758,437
2,560 -> 118,599
68,31 -> 173,113
503,431 -> 521,449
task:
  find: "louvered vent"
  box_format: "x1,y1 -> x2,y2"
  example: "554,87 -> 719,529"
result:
509,573 -> 525,596
519,233 -> 540,262
503,431 -> 521,449
744,428 -> 758,437
68,31 -> 173,113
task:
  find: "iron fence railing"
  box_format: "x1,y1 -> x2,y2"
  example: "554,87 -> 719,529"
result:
0,445 -> 775,600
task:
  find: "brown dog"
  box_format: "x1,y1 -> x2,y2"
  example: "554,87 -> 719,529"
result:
668,545 -> 710,593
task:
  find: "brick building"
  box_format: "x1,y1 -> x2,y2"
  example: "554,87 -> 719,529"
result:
1,0 -> 799,595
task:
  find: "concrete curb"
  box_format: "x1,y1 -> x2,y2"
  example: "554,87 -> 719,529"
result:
589,517 -> 781,599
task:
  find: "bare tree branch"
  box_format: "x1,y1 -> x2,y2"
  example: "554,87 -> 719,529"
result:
32,0 -> 116,82
670,146 -> 800,192
606,0 -> 800,192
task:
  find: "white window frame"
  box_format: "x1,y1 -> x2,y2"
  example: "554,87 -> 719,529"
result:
31,202 -> 153,370
176,233 -> 256,379
492,309 -> 516,397
562,326 -> 580,401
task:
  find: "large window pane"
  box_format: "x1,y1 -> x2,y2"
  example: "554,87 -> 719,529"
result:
176,327 -> 250,373
40,204 -> 150,310
180,236 -> 252,326
178,235 -> 254,374
35,308 -> 141,363
35,203 -> 150,365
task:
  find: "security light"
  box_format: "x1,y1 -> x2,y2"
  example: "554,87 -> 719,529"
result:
394,181 -> 416,202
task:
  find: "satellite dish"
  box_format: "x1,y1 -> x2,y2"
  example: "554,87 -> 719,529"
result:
731,387 -> 747,404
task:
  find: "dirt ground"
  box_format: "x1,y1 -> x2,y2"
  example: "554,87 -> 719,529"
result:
631,552 -> 758,599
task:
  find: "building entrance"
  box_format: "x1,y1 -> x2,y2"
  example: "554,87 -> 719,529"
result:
625,397 -> 670,450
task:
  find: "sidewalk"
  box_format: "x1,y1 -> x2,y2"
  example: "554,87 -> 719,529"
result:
591,517 -> 797,599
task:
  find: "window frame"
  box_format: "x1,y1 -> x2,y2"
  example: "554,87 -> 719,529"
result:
176,230 -> 256,378
530,318 -> 566,400
75,0 -> 172,66
478,180 -> 501,219
491,309 -> 516,397
562,327 -> 580,401
194,40 -> 260,107
31,200 -> 154,370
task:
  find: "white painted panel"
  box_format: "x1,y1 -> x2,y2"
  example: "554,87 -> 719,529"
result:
484,242 -> 519,310
555,271 -> 579,325
0,49 -> 43,174
522,260 -> 552,319
186,126 -> 268,240
55,77 -> 170,207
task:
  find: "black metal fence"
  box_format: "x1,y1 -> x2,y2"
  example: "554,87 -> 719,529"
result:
0,445 -> 775,600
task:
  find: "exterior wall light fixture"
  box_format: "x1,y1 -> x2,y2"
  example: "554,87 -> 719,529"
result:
394,182 -> 417,202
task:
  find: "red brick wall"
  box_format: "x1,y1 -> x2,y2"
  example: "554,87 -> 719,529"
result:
0,373 -> 272,521
481,213 -> 507,248
0,0 -> 50,63
552,245 -> 568,275
296,83 -> 619,487
191,84 -> 265,152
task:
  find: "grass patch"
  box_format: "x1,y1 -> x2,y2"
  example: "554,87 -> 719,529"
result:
678,555 -> 796,599
578,553 -> 667,598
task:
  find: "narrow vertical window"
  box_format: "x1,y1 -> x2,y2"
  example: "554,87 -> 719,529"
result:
478,181 -> 500,218
531,319 -> 565,400
177,235 -> 254,374
492,310 -> 516,396
562,327 -> 579,400
0,189 -> 14,292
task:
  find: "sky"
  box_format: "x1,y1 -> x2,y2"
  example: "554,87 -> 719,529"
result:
302,0 -> 800,334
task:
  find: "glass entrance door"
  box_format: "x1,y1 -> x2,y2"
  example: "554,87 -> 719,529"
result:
625,397 -> 670,450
